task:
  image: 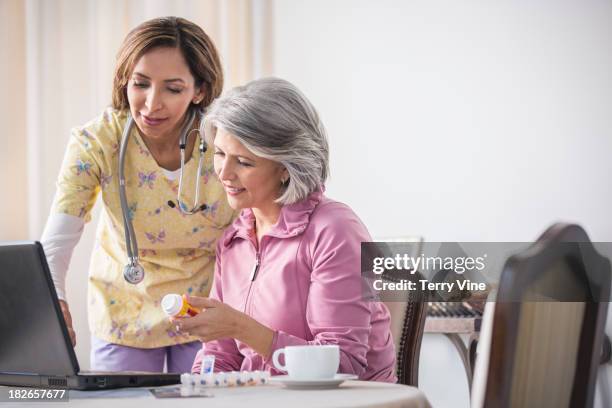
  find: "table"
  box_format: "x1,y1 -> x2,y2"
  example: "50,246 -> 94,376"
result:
425,301 -> 483,391
3,381 -> 431,408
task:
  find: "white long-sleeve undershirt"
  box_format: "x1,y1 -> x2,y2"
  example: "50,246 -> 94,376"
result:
40,212 -> 85,301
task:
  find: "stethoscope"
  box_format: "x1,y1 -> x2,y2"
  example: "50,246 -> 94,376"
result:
119,109 -> 208,284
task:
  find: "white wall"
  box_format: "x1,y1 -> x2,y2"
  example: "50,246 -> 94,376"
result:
271,1 -> 612,407
271,0 -> 612,242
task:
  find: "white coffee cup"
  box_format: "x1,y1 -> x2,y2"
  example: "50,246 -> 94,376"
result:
272,345 -> 340,380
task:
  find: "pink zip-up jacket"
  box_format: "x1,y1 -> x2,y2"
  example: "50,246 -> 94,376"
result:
192,190 -> 396,382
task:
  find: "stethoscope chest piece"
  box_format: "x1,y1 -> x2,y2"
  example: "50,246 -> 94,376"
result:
123,262 -> 145,285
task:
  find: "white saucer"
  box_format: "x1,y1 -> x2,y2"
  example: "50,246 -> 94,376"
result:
269,374 -> 358,389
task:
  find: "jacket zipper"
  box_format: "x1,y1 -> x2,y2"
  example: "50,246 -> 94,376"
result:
243,251 -> 261,313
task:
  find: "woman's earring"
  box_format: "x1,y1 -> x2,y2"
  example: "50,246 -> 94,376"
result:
281,177 -> 289,185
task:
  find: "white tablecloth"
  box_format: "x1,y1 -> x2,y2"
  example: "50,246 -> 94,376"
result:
14,381 -> 431,408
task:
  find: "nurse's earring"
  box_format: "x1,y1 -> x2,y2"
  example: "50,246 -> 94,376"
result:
192,95 -> 203,104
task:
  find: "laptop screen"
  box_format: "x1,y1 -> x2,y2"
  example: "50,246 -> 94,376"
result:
0,242 -> 79,376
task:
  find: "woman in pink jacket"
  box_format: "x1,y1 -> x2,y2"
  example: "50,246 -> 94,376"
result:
175,77 -> 396,382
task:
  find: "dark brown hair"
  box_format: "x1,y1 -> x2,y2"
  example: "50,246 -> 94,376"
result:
112,17 -> 223,111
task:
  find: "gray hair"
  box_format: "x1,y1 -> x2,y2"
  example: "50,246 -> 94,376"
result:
203,77 -> 329,205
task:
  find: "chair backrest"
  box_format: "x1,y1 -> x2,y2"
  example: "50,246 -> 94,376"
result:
377,237 -> 427,386
481,223 -> 610,408
383,271 -> 427,386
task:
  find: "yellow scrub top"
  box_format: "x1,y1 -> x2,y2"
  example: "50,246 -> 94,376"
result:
51,107 -> 235,348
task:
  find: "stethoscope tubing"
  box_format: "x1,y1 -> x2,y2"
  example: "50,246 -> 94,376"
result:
119,115 -> 139,263
119,109 -> 206,284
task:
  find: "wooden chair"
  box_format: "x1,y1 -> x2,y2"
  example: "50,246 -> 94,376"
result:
376,237 -> 427,386
383,270 -> 427,386
472,223 -> 610,408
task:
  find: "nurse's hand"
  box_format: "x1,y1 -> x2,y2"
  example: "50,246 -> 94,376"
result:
59,300 -> 76,347
173,295 -> 274,358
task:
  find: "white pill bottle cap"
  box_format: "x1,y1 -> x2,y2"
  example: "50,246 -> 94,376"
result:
161,293 -> 183,317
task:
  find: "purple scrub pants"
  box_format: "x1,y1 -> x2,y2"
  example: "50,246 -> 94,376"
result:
90,336 -> 201,373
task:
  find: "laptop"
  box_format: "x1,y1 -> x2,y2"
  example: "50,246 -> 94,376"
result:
0,241 -> 180,390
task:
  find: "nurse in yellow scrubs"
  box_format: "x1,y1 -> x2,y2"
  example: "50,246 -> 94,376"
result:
41,17 -> 234,372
